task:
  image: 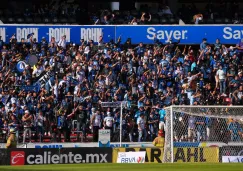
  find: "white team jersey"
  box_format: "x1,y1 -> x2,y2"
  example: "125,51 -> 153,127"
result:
93,114 -> 101,127
104,116 -> 113,127
137,117 -> 145,129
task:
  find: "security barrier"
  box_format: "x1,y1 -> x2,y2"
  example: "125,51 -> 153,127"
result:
0,25 -> 243,44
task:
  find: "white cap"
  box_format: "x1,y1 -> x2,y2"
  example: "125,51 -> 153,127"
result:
25,110 -> 29,114
44,61 -> 49,66
84,46 -> 90,54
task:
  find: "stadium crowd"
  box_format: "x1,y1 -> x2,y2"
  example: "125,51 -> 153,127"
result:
1,0 -> 243,24
0,31 -> 243,143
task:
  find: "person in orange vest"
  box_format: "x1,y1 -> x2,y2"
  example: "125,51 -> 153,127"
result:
6,128 -> 17,149
152,130 -> 165,148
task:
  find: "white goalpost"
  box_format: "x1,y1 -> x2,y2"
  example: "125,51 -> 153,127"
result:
163,105 -> 243,163
101,101 -> 127,147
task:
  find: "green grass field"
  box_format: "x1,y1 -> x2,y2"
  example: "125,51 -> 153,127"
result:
0,163 -> 242,171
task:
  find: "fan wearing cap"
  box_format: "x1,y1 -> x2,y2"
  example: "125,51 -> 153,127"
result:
152,130 -> 165,148
6,128 -> 17,149
22,110 -> 33,143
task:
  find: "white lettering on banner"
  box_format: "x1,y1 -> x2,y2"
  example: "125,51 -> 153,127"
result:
222,156 -> 243,163
26,152 -> 108,164
0,28 -> 6,42
35,144 -> 63,148
49,28 -> 71,42
80,28 -> 103,42
16,28 -> 38,42
223,27 -> 243,39
146,27 -> 188,42
117,152 -> 146,163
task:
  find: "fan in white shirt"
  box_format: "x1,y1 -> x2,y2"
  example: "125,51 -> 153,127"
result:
58,36 -> 67,49
104,112 -> 114,128
32,65 -> 44,78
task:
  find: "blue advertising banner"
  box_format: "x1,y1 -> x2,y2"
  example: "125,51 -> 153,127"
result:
0,25 -> 115,44
116,25 -> 243,44
0,25 -> 242,44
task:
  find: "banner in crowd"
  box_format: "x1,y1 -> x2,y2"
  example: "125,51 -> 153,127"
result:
18,85 -> 40,92
113,148 -> 164,163
0,25 -> 243,44
0,25 -> 115,44
174,147 -> 219,163
117,151 -> 146,163
3,147 -> 112,165
98,129 -> 110,147
35,70 -> 55,88
116,25 -> 243,44
220,146 -> 243,163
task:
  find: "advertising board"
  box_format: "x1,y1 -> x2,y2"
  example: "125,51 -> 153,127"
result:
0,25 -> 243,44
117,152 -> 146,163
8,148 -> 112,165
115,25 -> 243,44
174,147 -> 219,163
113,147 -> 219,163
113,148 -> 164,163
220,146 -> 243,163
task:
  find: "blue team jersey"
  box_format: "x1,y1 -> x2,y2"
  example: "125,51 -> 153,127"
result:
159,109 -> 166,122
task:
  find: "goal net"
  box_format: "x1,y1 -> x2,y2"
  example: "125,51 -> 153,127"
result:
163,106 -> 243,163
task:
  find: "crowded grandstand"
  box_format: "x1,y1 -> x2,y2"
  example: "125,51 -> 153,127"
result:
0,0 -> 243,145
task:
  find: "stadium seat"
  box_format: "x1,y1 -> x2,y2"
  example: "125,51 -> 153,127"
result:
16,17 -> 24,23
7,17 -> 16,23
206,18 -> 214,24
60,17 -> 68,24
117,18 -> 125,24
168,18 -> 177,24
33,17 -> 42,23
160,18 -> 168,25
215,18 -> 223,24
151,18 -> 159,24
43,17 -> 51,24
68,17 -> 77,24
25,17 -> 33,24
52,17 -> 59,24
224,18 -> 231,24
